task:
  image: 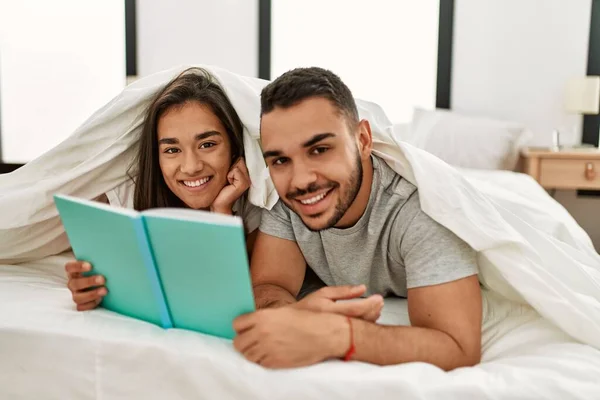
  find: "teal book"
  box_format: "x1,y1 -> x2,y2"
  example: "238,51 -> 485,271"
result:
54,194 -> 255,339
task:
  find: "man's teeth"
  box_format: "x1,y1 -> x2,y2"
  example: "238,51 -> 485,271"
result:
183,177 -> 210,187
300,192 -> 327,205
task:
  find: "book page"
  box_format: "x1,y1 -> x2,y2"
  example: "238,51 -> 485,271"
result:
55,194 -> 140,218
142,208 -> 242,227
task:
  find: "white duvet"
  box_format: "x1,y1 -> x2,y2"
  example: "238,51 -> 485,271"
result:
1,65 -> 600,399
1,247 -> 599,400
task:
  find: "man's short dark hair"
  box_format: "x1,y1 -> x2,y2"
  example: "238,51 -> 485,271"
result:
260,67 -> 359,128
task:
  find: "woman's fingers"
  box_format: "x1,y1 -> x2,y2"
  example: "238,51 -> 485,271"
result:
72,286 -> 107,306
236,157 -> 249,176
65,260 -> 92,278
65,260 -> 105,311
76,297 -> 104,311
229,166 -> 250,192
68,274 -> 105,292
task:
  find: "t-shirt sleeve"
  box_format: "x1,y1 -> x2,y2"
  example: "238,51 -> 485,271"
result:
258,199 -> 297,241
394,192 -> 478,289
241,201 -> 262,234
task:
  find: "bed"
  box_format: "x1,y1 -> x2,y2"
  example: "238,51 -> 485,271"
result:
1,65 -> 599,399
2,168 -> 599,400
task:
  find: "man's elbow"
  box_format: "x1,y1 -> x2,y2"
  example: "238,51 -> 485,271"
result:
444,349 -> 481,371
460,350 -> 481,369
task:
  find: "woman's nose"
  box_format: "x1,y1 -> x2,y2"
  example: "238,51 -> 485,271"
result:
180,153 -> 204,175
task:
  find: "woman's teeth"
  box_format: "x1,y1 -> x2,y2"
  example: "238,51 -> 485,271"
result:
182,177 -> 210,187
300,191 -> 328,205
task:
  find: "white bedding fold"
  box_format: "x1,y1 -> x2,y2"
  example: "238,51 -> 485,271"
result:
0,64 -> 599,363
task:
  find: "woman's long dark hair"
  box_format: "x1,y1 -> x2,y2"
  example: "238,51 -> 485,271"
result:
131,68 -> 245,211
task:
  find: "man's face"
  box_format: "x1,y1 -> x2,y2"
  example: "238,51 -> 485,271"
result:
261,97 -> 365,231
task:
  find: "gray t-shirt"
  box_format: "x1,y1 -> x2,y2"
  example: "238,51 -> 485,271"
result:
259,155 -> 478,297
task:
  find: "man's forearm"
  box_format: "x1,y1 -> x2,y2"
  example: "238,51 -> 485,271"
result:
253,283 -> 297,309
328,317 -> 480,371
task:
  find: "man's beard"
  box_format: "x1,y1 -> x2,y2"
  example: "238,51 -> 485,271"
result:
285,151 -> 364,231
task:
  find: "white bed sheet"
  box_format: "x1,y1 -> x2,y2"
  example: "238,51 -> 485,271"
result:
1,171 -> 600,400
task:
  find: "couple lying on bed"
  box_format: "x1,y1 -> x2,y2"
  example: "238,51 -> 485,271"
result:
65,67 -> 481,371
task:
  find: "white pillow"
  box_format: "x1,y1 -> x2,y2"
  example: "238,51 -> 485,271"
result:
403,108 -> 531,171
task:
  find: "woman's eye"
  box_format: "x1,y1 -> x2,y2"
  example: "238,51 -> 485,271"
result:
199,142 -> 216,149
273,157 -> 289,166
164,148 -> 180,154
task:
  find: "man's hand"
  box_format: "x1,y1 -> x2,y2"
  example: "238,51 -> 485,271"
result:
235,276 -> 482,370
294,285 -> 384,322
211,157 -> 251,215
65,261 -> 107,311
233,307 -> 348,369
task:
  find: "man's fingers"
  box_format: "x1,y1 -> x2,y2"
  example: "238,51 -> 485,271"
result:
358,295 -> 384,321
362,299 -> 384,322
232,312 -> 256,333
244,343 -> 266,365
233,331 -> 261,354
329,300 -> 370,318
318,285 -> 366,301
68,275 -> 105,292
329,295 -> 384,319
72,287 -> 107,305
65,261 -> 92,277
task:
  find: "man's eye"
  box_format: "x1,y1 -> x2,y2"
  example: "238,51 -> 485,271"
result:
164,148 -> 180,154
273,157 -> 289,166
312,147 -> 329,155
199,142 -> 216,149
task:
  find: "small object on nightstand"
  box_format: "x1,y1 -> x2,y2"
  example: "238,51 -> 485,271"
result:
551,130 -> 560,151
520,147 -> 600,190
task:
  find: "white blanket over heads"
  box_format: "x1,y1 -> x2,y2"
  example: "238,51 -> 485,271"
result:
1,65 -> 599,352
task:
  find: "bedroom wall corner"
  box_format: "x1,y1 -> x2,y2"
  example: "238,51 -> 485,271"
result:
451,0 -> 592,147
451,0 -> 599,251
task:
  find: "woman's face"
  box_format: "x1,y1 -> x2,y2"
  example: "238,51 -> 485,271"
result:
157,101 -> 233,210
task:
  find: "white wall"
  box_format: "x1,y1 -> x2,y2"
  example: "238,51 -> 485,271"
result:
452,0 -> 592,146
452,0 -> 599,251
271,0 -> 440,124
0,0 -> 126,163
137,0 -> 258,78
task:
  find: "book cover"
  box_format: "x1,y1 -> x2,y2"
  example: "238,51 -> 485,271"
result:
144,208 -> 255,339
54,195 -> 171,328
54,195 -> 255,339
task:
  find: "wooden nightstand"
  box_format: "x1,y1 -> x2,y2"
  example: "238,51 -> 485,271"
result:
520,148 -> 600,190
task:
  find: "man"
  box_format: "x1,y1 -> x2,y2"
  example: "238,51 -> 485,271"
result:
233,67 -> 482,371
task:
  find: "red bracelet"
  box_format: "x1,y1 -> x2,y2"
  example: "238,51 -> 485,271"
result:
343,316 -> 356,362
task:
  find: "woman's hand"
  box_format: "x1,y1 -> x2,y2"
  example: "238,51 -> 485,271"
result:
211,157 -> 251,215
65,261 -> 107,311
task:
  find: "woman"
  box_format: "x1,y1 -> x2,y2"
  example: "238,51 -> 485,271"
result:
65,68 -> 260,311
